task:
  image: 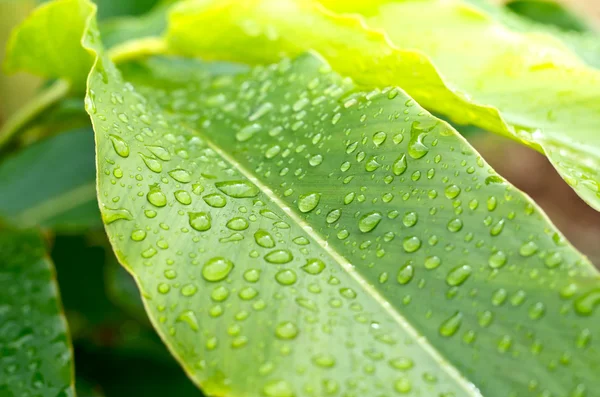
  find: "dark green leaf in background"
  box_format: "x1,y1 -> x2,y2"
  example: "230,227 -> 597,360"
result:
0,128 -> 100,232
0,228 -> 74,397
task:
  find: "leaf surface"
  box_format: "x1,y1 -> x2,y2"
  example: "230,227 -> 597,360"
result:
0,228 -> 74,397
84,18 -> 600,397
166,0 -> 600,212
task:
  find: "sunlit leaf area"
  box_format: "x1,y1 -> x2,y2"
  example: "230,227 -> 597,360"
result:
1,0 -> 599,396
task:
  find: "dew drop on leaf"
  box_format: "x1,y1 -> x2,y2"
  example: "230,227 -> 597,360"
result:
109,134 -> 129,157
202,257 -> 234,282
215,180 -> 259,198
359,211 -> 383,233
446,265 -> 472,286
265,249 -> 293,264
298,192 -> 321,213
188,212 -> 211,231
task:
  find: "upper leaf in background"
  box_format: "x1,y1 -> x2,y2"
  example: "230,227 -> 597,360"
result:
0,228 -> 74,397
4,0 -> 95,86
81,2 -> 600,393
505,0 -> 593,32
0,128 -> 101,232
167,0 -> 600,213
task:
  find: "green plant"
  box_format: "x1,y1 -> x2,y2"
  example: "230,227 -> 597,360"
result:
1,0 -> 599,396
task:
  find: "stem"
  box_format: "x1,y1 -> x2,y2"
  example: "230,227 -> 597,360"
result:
0,79 -> 70,150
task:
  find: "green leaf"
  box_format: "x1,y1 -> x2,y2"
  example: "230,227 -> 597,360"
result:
0,228 -> 75,397
166,0 -> 600,212
0,128 -> 101,232
505,0 -> 592,32
4,0 -> 96,85
81,3 -> 600,391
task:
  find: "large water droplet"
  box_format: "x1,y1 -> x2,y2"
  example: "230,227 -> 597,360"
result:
302,258 -> 326,275
265,249 -> 293,264
275,321 -> 299,340
439,311 -> 462,337
203,193 -> 227,208
215,180 -> 259,198
189,212 -> 211,231
254,230 -> 276,248
446,265 -> 472,286
109,134 -> 129,157
298,192 -> 321,213
202,257 -> 234,282
359,211 -> 383,233
147,186 -> 167,207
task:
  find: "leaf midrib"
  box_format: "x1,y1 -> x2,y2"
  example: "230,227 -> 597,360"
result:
178,120 -> 483,397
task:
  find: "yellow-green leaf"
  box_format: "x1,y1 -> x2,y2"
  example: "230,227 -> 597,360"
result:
166,0 -> 600,212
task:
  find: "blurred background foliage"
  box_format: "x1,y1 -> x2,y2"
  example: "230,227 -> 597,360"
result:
0,0 -> 598,395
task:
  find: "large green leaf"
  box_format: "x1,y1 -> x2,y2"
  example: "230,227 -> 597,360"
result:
79,5 -> 600,394
0,228 -> 75,397
0,128 -> 100,232
165,0 -> 600,213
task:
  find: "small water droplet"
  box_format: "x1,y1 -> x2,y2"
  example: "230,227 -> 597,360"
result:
265,249 -> 293,264
439,311 -> 462,337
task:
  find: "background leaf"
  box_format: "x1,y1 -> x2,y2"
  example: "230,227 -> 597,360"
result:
166,0 -> 600,212
4,0 -> 95,85
0,228 -> 74,397
505,0 -> 593,32
0,127 -> 100,232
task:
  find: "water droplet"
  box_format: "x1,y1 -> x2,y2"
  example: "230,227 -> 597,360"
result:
102,207 -> 133,224
174,190 -> 192,205
189,212 -> 211,231
181,284 -> 198,297
488,251 -> 507,269
203,193 -> 227,208
373,131 -> 387,146
109,135 -> 129,157
168,169 -> 191,183
397,263 -> 414,285
394,377 -> 412,394
439,311 -> 462,337
402,211 -> 418,227
275,269 -> 297,285
298,192 -> 321,213
275,321 -> 298,340
215,180 -> 259,198
529,302 -> 546,320
236,123 -> 261,142
520,241 -> 538,257
302,258 -> 326,275
424,256 -> 441,269
326,209 -> 341,224
140,154 -> 163,173
574,289 -> 600,316
445,185 -> 461,199
254,230 -> 275,248
131,229 -> 146,241
263,380 -> 294,397
309,154 -> 323,166
202,257 -> 234,282
178,310 -> 199,331
265,249 -> 293,264
359,211 -> 383,233
403,236 -> 421,253
446,265 -> 472,286
392,154 -> 407,175
147,186 -> 167,207
447,218 -> 463,232
312,353 -> 336,368
227,217 -> 249,230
